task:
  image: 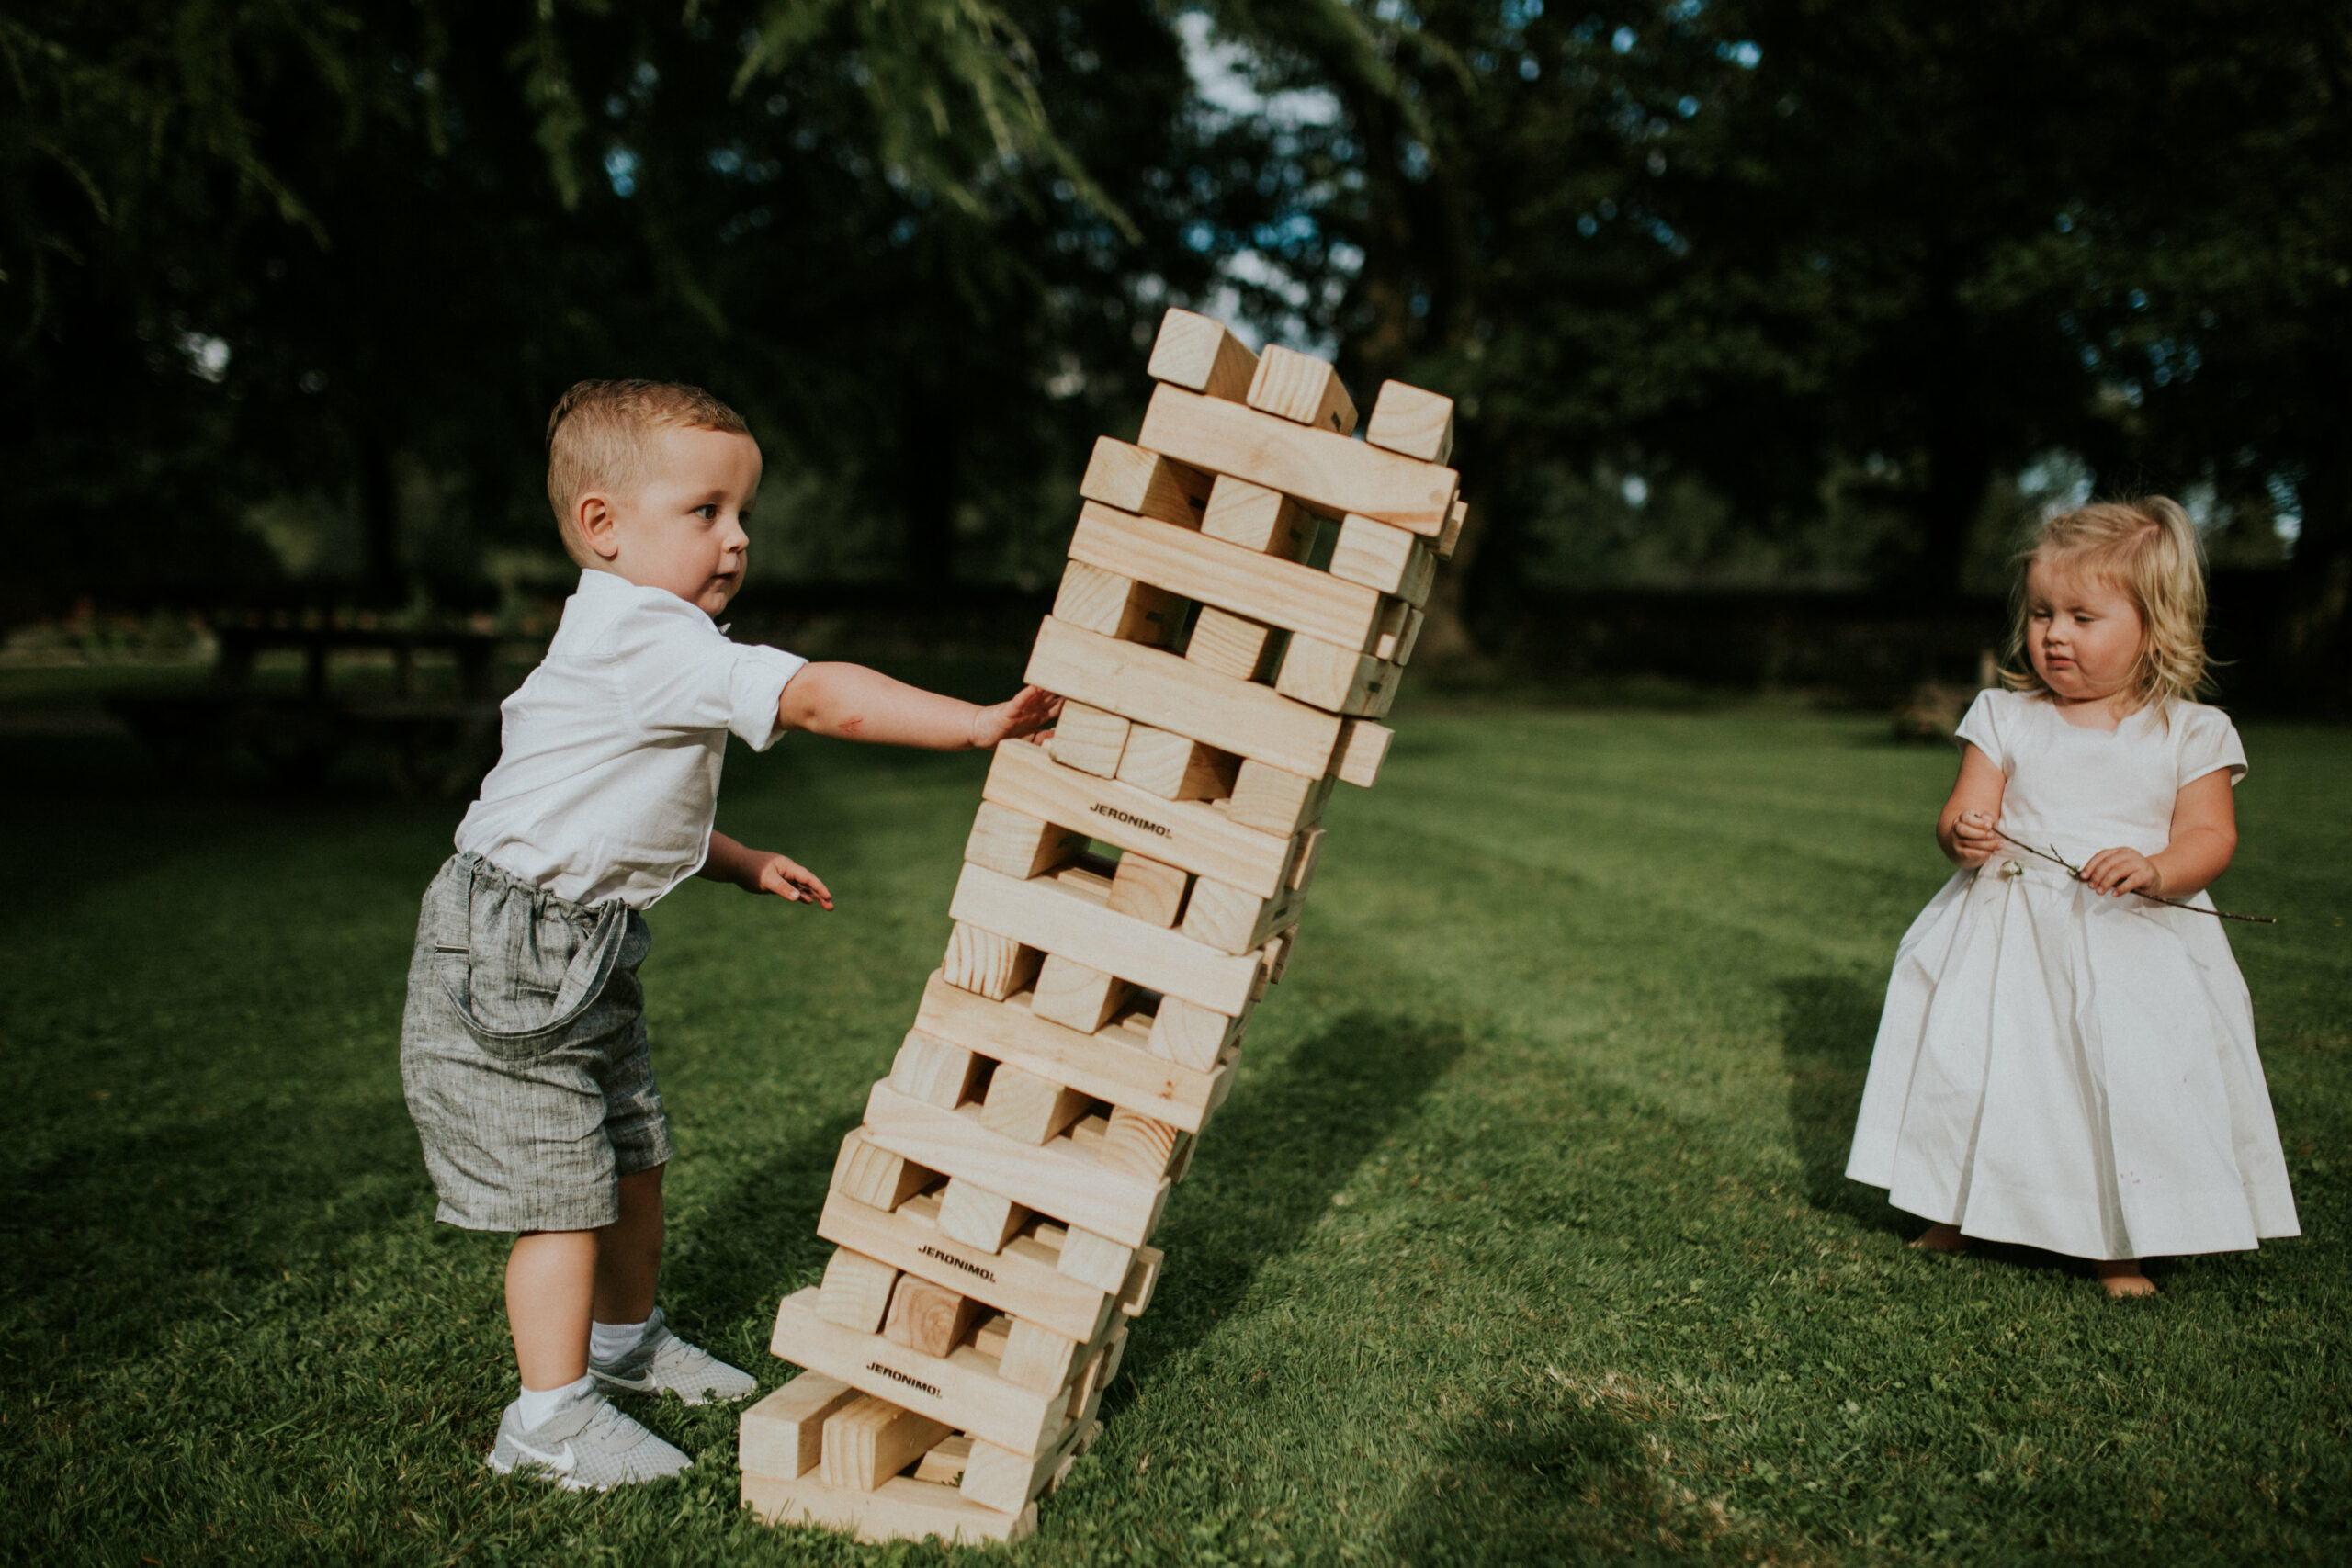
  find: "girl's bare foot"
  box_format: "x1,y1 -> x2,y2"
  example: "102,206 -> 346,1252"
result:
1909,1223 -> 1968,1253
2097,1260 -> 2158,1298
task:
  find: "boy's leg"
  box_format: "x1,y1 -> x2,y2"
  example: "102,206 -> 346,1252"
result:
508,1229 -> 598,1391
592,1165 -> 665,1326
585,1162 -> 755,1405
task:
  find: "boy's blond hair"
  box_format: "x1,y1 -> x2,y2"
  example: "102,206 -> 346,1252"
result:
2003,495 -> 2210,712
545,379 -> 752,564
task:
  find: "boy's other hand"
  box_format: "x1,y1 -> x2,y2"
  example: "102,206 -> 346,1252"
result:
746,852 -> 833,909
971,685 -> 1064,750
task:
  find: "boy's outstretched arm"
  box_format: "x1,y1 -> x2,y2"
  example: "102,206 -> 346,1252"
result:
699,830 -> 833,908
777,663 -> 1061,750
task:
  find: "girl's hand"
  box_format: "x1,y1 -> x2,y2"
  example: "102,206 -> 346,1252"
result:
970,685 -> 1064,750
1950,808 -> 2002,867
743,852 -> 834,909
2078,846 -> 2161,898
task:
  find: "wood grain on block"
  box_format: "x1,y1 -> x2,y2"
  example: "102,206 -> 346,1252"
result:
1067,502 -> 1383,651
1046,700 -> 1131,779
1332,718 -> 1394,788
960,1405 -> 1098,1517
951,860 -> 1263,1016
1028,953 -> 1134,1034
1025,617 -> 1342,782
883,1275 -> 986,1360
1146,308 -> 1258,402
1224,759 -> 1334,838
1180,877 -> 1304,956
1437,494 -> 1468,559
1364,378 -> 1456,464
964,802 -> 1086,881
1147,993 -> 1248,1071
972,1312 -> 1012,1359
1051,560 -> 1183,648
983,730 -> 1295,899
996,1319 -> 1082,1395
1079,435 -> 1210,527
912,971 -> 1228,1133
1247,343 -> 1358,435
832,1132 -> 939,1213
1054,1226 -> 1136,1294
859,1084 -> 1172,1249
1138,384 -> 1458,533
1185,605 -> 1282,682
889,1030 -> 987,1111
820,1394 -> 955,1492
1105,851 -> 1189,928
914,1433 -> 974,1486
1200,475 -> 1317,560
944,921 -> 1040,1001
818,1186 -> 1117,1344
1115,724 -> 1239,803
1118,1247 -> 1164,1318
741,1373 -> 861,1480
978,1059 -> 1094,1145
1288,826 -> 1326,893
1329,514 -> 1436,605
936,1178 -> 1029,1254
819,1247 -> 901,1335
741,1469 -> 1038,1544
1098,1105 -> 1181,1180
1275,634 -> 1393,716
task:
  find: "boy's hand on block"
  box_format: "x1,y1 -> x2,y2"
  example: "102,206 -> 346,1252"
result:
972,685 -> 1063,750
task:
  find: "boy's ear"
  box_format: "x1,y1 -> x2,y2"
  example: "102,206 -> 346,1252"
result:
576,492 -> 622,561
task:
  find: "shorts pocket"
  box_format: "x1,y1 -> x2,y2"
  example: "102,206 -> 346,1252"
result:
431,866 -> 630,1059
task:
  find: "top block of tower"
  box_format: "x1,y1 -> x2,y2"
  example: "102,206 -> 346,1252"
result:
1365,381 -> 1455,466
1249,345 -> 1358,436
1147,310 -> 1259,404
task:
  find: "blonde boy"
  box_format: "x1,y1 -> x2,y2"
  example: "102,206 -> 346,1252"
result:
399,380 -> 1057,1488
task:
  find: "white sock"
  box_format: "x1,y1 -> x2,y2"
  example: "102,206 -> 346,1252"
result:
590,1314 -> 653,1363
515,1372 -> 594,1431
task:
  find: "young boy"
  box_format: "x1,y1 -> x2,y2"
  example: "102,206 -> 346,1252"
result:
400,379 -> 1058,1489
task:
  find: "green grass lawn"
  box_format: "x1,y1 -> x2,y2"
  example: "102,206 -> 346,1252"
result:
4,686 -> 2346,1565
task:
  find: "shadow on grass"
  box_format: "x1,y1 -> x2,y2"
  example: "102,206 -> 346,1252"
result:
659,1109 -> 867,1340
1778,972 -> 1916,1239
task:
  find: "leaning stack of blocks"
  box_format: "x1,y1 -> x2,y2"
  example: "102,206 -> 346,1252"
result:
739,308 -> 1467,1544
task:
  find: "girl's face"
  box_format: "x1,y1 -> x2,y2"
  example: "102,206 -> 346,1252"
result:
2024,558 -> 2144,705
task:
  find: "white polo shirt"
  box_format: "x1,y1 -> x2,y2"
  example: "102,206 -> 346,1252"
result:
455,570 -> 808,908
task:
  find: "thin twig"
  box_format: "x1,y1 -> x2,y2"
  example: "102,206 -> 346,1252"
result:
1992,831 -> 2279,925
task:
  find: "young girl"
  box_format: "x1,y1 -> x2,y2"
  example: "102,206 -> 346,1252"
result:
1845,498 -> 2299,1297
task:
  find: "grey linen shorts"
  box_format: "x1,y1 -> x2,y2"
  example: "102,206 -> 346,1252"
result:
400,852 -> 673,1232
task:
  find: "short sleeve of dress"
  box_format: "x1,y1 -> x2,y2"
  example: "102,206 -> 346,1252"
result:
612,600 -> 808,750
2171,702 -> 2248,789
1952,689 -> 2009,772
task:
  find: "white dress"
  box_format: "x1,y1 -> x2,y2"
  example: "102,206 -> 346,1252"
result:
1845,689 -> 2299,1259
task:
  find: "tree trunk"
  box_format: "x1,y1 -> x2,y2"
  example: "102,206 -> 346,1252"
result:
356,431 -> 401,605
900,378 -> 957,598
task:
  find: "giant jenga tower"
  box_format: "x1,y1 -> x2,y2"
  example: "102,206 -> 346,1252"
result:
738,310 -> 1464,1543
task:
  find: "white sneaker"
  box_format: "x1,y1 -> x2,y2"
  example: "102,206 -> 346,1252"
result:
485,1386 -> 692,1491
588,1307 -> 757,1405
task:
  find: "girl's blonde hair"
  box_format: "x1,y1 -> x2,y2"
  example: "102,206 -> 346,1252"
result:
2003,495 -> 2209,712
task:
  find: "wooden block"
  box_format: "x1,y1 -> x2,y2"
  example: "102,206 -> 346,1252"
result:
1275,634 -> 1393,716
979,1059 -> 1094,1145
951,861 -> 1262,1016
1106,852 -> 1189,928
1147,308 -> 1257,402
936,1179 -> 1030,1254
1168,1131 -> 1199,1182
1026,617 -> 1341,782
1147,994 -> 1247,1071
821,1394 -> 956,1491
1047,700 -> 1132,779
983,736 -> 1295,898
971,1314 -> 1012,1359
1224,759 -> 1333,837
1079,435 -> 1210,527
1068,501 -> 1383,651
914,1433 -> 974,1485
996,1319 -> 1082,1395
1098,1106 -> 1181,1181
1116,725 -> 1239,802
964,801 -> 1085,880
741,1373 -> 861,1480
1055,1226 -> 1136,1294
912,971 -> 1229,1134
1201,475 -> 1317,560
1437,494 -> 1469,559
1329,514 -> 1436,605
833,1133 -> 938,1213
1064,1111 -> 1110,1152
1247,344 -> 1358,435
883,1275 -> 987,1359
1288,826 -> 1325,893
1186,606 -> 1282,682
1395,605 -> 1428,665
1365,379 -> 1455,464
1332,718 -> 1394,788
860,1084 -> 1173,1249
1139,384 -> 1457,533
1374,601 -> 1424,665
1117,1247 -> 1164,1318
1051,561 -> 1183,648
1180,877 -> 1303,956
959,1406 -> 1097,1516
1029,953 -> 1134,1034
742,1469 -> 1037,1544
944,921 -> 1041,1001
1262,925 -> 1299,984
819,1247 -> 901,1335
819,1186 -> 1119,1344
889,1030 -> 987,1111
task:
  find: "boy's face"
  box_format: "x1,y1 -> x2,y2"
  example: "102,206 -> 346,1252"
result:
579,425 -> 763,616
